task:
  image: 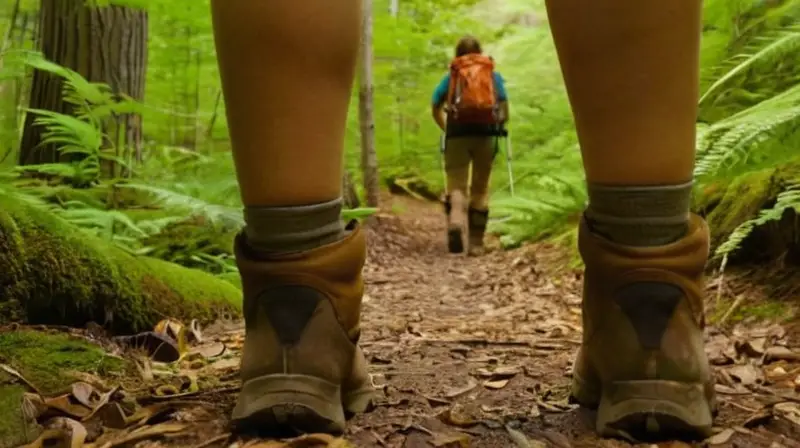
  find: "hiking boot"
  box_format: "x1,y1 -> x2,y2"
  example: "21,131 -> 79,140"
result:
445,192 -> 466,254
231,221 -> 375,435
571,213 -> 715,440
467,207 -> 489,256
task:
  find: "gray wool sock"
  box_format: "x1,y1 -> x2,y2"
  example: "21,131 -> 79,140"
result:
585,181 -> 693,247
243,197 -> 345,254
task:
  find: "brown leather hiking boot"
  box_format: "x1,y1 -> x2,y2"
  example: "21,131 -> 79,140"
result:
571,213 -> 715,440
231,221 -> 375,435
445,192 -> 466,254
467,207 -> 489,256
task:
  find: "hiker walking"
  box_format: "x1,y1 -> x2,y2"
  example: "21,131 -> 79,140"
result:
211,0 -> 715,441
431,36 -> 510,256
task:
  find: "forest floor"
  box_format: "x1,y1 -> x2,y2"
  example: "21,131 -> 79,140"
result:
17,195 -> 800,448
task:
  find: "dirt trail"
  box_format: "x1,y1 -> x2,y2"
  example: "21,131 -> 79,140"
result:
21,195 -> 800,448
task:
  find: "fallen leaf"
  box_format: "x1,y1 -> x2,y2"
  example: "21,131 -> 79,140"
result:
483,379 -> 509,389
71,382 -> 97,408
190,342 -> 226,359
94,402 -> 128,429
43,394 -> 91,419
1,363 -> 41,393
728,364 -> 761,386
774,402 -> 800,426
431,432 -> 469,447
439,404 -> 478,427
111,422 -> 189,445
21,393 -> 47,421
18,429 -> 65,448
210,357 -> 239,371
82,385 -> 118,421
766,347 -> 800,362
714,384 -> 748,395
737,338 -> 767,358
445,378 -> 478,398
152,375 -> 200,399
505,425 -> 546,448
707,428 -> 735,445
49,418 -> 87,448
189,319 -> 204,343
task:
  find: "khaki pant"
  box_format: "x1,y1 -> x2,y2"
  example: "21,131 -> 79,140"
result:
444,136 -> 496,212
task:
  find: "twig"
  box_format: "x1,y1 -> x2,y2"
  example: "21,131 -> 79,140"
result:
719,294 -> 746,326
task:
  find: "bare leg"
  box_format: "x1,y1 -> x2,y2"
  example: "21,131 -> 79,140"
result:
210,0 -> 374,435
546,0 -> 700,186
545,0 -> 715,440
211,0 -> 360,206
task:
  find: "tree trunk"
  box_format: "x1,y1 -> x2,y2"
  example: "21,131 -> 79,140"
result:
342,171 -> 360,209
19,0 -> 148,168
359,0 -> 380,207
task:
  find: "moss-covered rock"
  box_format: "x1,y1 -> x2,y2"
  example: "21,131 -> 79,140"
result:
0,330 -> 131,447
0,194 -> 242,334
694,157 -> 800,264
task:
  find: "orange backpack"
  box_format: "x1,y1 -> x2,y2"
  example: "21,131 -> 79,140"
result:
446,54 -> 499,125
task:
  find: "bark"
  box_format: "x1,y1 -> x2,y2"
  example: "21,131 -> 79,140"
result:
19,0 -> 148,169
343,171 -> 360,208
359,0 -> 380,207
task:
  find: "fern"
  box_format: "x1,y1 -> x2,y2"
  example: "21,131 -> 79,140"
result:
715,183 -> 800,261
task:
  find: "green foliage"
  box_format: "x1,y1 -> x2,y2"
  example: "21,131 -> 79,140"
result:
1,0 -> 799,273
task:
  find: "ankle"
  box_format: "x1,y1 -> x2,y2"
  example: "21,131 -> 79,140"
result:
585,181 -> 693,247
243,198 -> 345,255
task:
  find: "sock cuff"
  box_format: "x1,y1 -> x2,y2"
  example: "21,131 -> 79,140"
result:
243,198 -> 345,254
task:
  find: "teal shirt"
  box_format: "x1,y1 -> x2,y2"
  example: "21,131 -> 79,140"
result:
431,72 -> 508,106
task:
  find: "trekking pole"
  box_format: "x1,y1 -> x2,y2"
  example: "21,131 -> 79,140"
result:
505,129 -> 515,197
439,133 -> 447,186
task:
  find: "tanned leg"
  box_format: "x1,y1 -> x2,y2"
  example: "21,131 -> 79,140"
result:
210,0 -> 374,435
545,0 -> 715,440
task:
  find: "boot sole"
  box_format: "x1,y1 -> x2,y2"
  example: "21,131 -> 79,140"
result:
448,228 -> 464,253
232,374 -> 347,435
595,380 -> 713,441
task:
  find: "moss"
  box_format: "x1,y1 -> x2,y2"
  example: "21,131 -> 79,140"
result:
708,298 -> 797,325
0,330 -> 130,447
0,194 -> 241,334
695,157 -> 800,259
216,271 -> 242,290
701,167 -> 778,247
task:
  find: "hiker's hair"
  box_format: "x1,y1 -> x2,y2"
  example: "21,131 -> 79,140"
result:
455,36 -> 482,57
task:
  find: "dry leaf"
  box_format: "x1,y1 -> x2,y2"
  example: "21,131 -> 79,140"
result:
189,319 -> 204,343
49,418 -> 87,448
728,364 -> 761,386
445,378 -> 478,398
707,428 -> 735,445
22,393 -> 47,421
71,382 -> 97,408
190,342 -> 226,359
714,384 -> 748,395
95,402 -> 128,429
82,385 -> 118,421
431,432 -> 470,448
44,394 -> 91,418
483,379 -> 509,389
1,363 -> 41,393
18,429 -> 65,448
112,422 -> 188,445
766,347 -> 800,362
505,425 -> 546,448
773,402 -> 800,426
439,404 -> 478,427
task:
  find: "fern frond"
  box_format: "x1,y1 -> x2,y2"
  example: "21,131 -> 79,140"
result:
714,184 -> 800,260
